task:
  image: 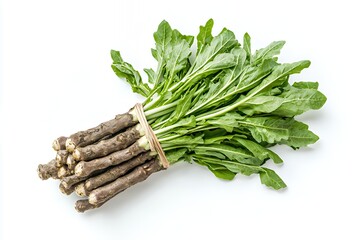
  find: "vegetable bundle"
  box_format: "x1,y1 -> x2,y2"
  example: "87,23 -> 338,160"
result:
37,19 -> 326,212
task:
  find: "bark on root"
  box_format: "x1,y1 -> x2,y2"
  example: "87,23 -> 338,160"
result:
58,166 -> 71,178
38,159 -> 58,180
61,175 -> 88,189
56,150 -> 69,167
85,152 -> 154,192
52,136 -> 67,151
59,182 -> 75,195
66,155 -> 76,170
66,112 -> 137,152
75,139 -> 148,178
75,199 -> 105,213
89,159 -> 162,205
72,124 -> 143,161
75,182 -> 89,197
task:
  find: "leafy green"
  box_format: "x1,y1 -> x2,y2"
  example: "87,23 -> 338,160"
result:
111,50 -> 151,97
196,159 -> 236,180
280,120 -> 319,149
233,137 -> 283,164
243,33 -> 252,60
197,19 -> 214,53
259,168 -> 287,190
112,19 -> 327,191
165,148 -> 188,163
195,145 -> 264,165
272,86 -> 327,117
194,156 -> 286,189
252,41 -> 285,66
293,81 -> 319,89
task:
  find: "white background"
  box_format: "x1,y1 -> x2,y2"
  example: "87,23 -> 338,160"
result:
1,0 -> 359,239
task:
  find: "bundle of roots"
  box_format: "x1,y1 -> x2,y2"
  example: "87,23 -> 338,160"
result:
37,109 -> 163,212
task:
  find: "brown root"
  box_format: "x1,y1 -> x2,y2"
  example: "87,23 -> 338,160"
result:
59,182 -> 75,195
38,159 -> 59,180
66,155 -> 76,170
85,152 -> 154,192
61,175 -> 87,189
75,199 -> 106,213
89,159 -> 162,205
74,139 -> 148,178
52,136 -> 67,151
75,182 -> 89,197
56,150 -> 69,167
72,124 -> 143,161
66,112 -> 137,152
57,166 -> 71,179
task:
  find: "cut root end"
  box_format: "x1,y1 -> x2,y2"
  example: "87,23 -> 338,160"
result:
52,140 -> 60,151
75,182 -> 88,197
72,149 -> 81,161
66,138 -> 76,153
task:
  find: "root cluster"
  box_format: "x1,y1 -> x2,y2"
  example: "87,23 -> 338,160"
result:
38,111 -> 163,212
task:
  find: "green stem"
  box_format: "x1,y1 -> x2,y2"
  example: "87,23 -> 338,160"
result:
145,101 -> 179,118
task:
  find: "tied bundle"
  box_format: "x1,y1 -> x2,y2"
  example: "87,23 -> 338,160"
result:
37,19 -> 326,212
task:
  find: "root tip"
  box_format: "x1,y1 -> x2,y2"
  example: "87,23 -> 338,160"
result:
75,162 -> 84,177
37,165 -> 49,180
88,193 -> 97,205
73,149 -> 81,160
75,183 -> 87,197
52,140 -> 60,151
66,138 -> 76,153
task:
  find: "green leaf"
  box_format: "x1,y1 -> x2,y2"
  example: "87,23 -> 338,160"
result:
151,20 -> 194,89
171,29 -> 194,46
196,159 -> 236,180
260,168 -> 287,190
203,128 -> 228,138
235,59 -> 278,93
191,28 -> 238,75
239,116 -> 291,143
195,149 -> 226,159
153,20 -> 173,61
272,87 -> 327,117
174,115 -> 197,128
203,53 -> 236,74
293,81 -> 319,89
111,50 -> 151,97
280,120 -> 319,148
197,19 -> 214,52
210,168 -> 237,180
196,156 -> 260,176
193,156 -> 286,189
165,148 -> 188,163
252,41 -> 285,65
240,95 -> 284,115
144,68 -> 156,84
243,32 -> 251,60
206,112 -> 244,132
204,135 -> 235,144
165,39 -> 192,79
195,145 -> 263,166
247,60 -> 311,97
110,50 -> 123,63
233,137 -> 283,164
